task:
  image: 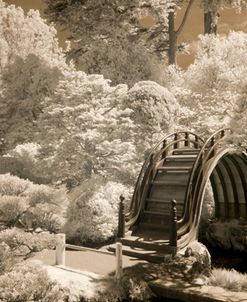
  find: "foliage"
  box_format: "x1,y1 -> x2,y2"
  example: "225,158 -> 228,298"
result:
128,278 -> 153,302
43,0 -> 173,85
0,0 -> 67,144
0,228 -> 57,257
208,268 -> 247,292
0,174 -> 67,232
5,74 -> 178,187
0,262 -> 71,301
43,0 -> 247,80
0,2 -> 180,244
0,242 -> 16,274
65,179 -> 131,244
0,174 -> 30,196
163,31 -> 247,145
0,0 -> 67,71
229,97 -> 247,149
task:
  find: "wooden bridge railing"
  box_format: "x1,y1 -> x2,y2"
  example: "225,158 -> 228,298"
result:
125,131 -> 204,230
177,128 -> 232,246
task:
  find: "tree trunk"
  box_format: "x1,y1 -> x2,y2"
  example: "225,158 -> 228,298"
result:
168,11 -> 177,65
204,12 -> 217,34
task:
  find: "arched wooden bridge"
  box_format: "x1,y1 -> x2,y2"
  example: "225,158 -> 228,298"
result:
112,129 -> 247,262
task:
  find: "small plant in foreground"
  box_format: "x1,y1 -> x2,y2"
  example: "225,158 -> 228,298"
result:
208,268 -> 247,292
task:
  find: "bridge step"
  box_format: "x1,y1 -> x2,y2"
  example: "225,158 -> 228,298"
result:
155,171 -> 189,182
172,148 -> 200,155
157,166 -> 191,173
141,211 -> 171,225
149,184 -> 186,201
151,180 -> 187,186
165,155 -> 197,161
145,199 -> 184,209
120,237 -> 170,253
138,222 -> 170,231
108,244 -> 166,263
144,203 -> 183,217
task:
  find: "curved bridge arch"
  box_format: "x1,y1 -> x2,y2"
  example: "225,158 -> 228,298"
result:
116,129 -> 247,261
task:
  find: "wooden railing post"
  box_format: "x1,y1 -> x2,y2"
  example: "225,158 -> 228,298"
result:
169,200 -> 177,257
117,195 -> 125,238
56,233 -> 66,266
195,136 -> 199,149
174,133 -> 178,149
184,132 -> 189,147
210,136 -> 215,157
162,140 -> 167,158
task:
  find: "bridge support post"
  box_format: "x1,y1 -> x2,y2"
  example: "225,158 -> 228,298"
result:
117,195 -> 125,238
169,200 -> 177,257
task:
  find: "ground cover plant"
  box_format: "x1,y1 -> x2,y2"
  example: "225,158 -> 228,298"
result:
208,268 -> 247,292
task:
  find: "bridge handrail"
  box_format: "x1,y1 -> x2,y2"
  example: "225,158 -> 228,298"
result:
178,128 -> 231,239
126,131 -> 204,228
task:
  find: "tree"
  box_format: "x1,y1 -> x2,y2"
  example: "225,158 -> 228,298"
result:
0,0 -> 68,141
167,0 -> 194,64
200,0 -> 247,34
43,0 -> 173,86
43,0 -> 247,74
0,2 -> 180,244
164,32 -> 247,140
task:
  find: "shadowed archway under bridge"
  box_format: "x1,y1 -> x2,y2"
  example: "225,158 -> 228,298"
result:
112,129 -> 247,263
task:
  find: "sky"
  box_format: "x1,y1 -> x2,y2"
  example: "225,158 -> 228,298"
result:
4,0 -> 247,68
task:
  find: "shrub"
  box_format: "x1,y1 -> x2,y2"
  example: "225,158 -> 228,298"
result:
0,228 -> 57,257
0,174 -> 67,232
64,179 -> 131,244
0,195 -> 28,227
0,174 -> 30,196
0,242 -> 16,274
0,262 -> 70,301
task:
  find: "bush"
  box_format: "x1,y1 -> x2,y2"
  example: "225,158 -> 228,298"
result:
0,174 -> 30,196
0,242 -> 16,274
64,179 -> 131,244
0,195 -> 28,227
0,174 -> 67,232
0,227 -> 57,257
0,262 -> 70,301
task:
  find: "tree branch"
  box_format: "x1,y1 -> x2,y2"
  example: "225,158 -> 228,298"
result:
176,0 -> 194,36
